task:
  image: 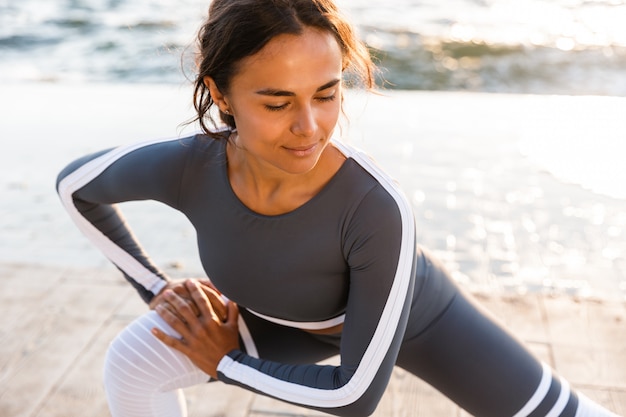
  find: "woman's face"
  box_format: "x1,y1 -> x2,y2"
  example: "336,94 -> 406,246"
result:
221,27 -> 343,176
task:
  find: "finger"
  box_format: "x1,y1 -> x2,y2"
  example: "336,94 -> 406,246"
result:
160,302 -> 185,323
178,294 -> 200,317
173,283 -> 201,316
162,290 -> 198,324
186,280 -> 217,320
151,327 -> 189,354
198,279 -> 222,295
198,278 -> 220,294
201,286 -> 228,321
169,303 -> 193,324
154,304 -> 194,341
149,280 -> 184,310
225,300 -> 239,326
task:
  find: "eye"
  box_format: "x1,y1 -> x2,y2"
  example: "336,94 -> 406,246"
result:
264,103 -> 289,112
316,93 -> 337,103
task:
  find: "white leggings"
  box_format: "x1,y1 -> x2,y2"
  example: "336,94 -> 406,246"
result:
103,311 -> 209,417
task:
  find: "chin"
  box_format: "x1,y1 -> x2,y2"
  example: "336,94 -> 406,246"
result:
279,157 -> 322,176
282,163 -> 318,176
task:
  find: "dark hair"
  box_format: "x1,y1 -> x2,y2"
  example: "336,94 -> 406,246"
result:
189,0 -> 376,138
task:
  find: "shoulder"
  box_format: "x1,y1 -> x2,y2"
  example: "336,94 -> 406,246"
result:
332,147 -> 413,245
126,132 -> 225,154
333,143 -> 416,263
162,133 -> 224,155
334,141 -> 410,220
124,133 -> 226,169
345,161 -> 406,235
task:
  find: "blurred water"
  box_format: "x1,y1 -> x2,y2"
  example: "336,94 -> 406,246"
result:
346,0 -> 626,94
2,0 -> 626,95
1,85 -> 624,299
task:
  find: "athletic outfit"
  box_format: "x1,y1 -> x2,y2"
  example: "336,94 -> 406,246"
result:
57,134 -> 619,417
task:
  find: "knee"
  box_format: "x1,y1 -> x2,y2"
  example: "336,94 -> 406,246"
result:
103,311 -> 209,394
103,312 -> 174,392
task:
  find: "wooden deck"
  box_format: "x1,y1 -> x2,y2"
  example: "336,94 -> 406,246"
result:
1,263 -> 624,417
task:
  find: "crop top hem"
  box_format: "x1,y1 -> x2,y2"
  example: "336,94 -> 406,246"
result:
246,308 -> 346,330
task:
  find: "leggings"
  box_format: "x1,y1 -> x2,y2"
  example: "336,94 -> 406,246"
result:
103,291 -> 619,417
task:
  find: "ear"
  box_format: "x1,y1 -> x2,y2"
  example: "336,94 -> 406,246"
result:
204,76 -> 231,114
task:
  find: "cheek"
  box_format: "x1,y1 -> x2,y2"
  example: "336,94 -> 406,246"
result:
314,96 -> 341,125
235,111 -> 277,137
322,103 -> 342,128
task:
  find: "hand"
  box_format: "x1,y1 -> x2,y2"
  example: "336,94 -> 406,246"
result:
150,278 -> 227,322
151,280 -> 240,379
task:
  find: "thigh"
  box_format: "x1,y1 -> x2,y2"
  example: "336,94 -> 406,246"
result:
396,292 -> 550,417
238,309 -> 340,365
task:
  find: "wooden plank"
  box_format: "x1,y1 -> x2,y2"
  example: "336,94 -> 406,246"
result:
0,266 -> 65,370
114,288 -> 148,319
583,299 -> 626,352
471,293 -> 554,367
611,390 -> 626,416
0,279 -> 127,417
184,382 -> 256,417
0,266 -> 67,417
471,293 -> 549,344
576,388 -> 624,416
542,296 -> 626,389
33,319 -> 130,417
550,346 -> 626,390
2,264 -> 625,417
59,265 -> 126,285
542,296 -> 595,348
249,394 -> 328,417
383,369 -> 460,417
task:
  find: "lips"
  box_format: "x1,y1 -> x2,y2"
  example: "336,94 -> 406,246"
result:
283,143 -> 318,157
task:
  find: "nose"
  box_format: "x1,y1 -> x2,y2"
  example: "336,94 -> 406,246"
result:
290,103 -> 317,138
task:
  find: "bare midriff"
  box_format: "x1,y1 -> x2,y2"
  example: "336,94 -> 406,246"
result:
303,323 -> 344,335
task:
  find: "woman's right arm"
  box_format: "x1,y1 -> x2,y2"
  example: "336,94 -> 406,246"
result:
55,136 -> 194,303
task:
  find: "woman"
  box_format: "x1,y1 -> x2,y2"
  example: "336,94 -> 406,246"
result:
56,1 -> 620,416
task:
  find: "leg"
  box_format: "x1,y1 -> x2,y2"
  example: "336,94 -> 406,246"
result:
103,311 -> 210,417
397,290 -> 620,417
103,309 -> 340,417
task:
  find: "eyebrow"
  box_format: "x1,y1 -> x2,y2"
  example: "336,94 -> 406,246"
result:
255,79 -> 340,97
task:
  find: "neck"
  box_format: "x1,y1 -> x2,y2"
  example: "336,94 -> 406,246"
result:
225,136 -> 345,215
227,137 -> 311,194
